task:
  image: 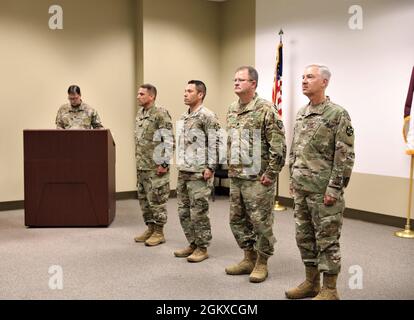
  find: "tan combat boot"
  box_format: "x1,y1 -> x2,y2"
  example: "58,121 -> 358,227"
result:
285,266 -> 321,299
173,244 -> 197,257
225,249 -> 257,275
249,253 -> 269,283
134,223 -> 154,242
187,247 -> 209,263
313,273 -> 339,300
145,224 -> 165,246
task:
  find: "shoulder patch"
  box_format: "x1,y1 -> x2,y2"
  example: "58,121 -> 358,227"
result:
277,120 -> 284,130
165,122 -> 173,130
346,126 -> 354,137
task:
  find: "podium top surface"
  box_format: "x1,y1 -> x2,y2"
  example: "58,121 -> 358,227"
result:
23,129 -> 111,132
24,129 -> 115,160
23,129 -> 114,142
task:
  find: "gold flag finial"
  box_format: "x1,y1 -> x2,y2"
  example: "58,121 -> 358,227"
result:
279,29 -> 284,41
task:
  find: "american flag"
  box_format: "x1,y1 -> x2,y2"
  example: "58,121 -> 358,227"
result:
404,66 -> 414,119
403,66 -> 414,154
272,40 -> 283,116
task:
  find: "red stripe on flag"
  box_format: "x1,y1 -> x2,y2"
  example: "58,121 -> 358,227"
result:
272,41 -> 283,117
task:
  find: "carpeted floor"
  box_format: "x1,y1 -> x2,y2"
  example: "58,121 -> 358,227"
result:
0,197 -> 413,300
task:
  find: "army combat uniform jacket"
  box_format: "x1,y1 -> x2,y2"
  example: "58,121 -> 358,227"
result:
177,106 -> 222,173
289,97 -> 355,199
56,102 -> 103,130
227,93 -> 286,180
135,104 -> 174,171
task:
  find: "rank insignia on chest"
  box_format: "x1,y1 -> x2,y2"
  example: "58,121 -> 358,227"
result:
346,126 -> 354,137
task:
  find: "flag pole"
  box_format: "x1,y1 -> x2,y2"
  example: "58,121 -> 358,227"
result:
273,173 -> 286,211
395,68 -> 414,238
273,28 -> 287,212
395,154 -> 414,238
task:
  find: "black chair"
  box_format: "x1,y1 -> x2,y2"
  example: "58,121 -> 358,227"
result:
212,165 -> 229,201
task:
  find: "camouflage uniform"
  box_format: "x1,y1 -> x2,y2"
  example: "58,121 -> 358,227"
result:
177,106 -> 222,248
289,97 -> 355,275
135,104 -> 174,226
56,102 -> 103,129
227,94 -> 286,257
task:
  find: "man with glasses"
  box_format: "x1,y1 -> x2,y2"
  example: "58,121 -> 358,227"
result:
225,66 -> 286,283
56,85 -> 104,129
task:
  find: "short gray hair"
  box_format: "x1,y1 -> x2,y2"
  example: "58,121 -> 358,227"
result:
306,64 -> 331,81
236,66 -> 259,88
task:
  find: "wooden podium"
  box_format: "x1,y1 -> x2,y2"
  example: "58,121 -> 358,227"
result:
23,130 -> 116,227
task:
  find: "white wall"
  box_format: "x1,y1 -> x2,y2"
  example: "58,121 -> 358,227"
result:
256,0 -> 414,178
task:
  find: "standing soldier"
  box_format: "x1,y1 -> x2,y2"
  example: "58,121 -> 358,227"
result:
285,65 -> 355,300
225,66 -> 286,283
173,80 -> 222,263
134,84 -> 174,247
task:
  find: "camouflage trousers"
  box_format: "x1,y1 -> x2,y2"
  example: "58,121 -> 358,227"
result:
177,171 -> 213,248
137,170 -> 170,226
229,178 -> 276,257
293,190 -> 344,275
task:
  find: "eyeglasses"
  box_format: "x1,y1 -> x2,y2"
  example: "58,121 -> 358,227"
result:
233,78 -> 254,83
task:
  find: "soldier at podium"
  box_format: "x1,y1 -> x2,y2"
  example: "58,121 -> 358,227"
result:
134,84 -> 174,247
55,85 -> 104,130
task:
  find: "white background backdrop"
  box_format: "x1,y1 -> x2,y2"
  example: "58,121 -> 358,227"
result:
256,0 -> 414,178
